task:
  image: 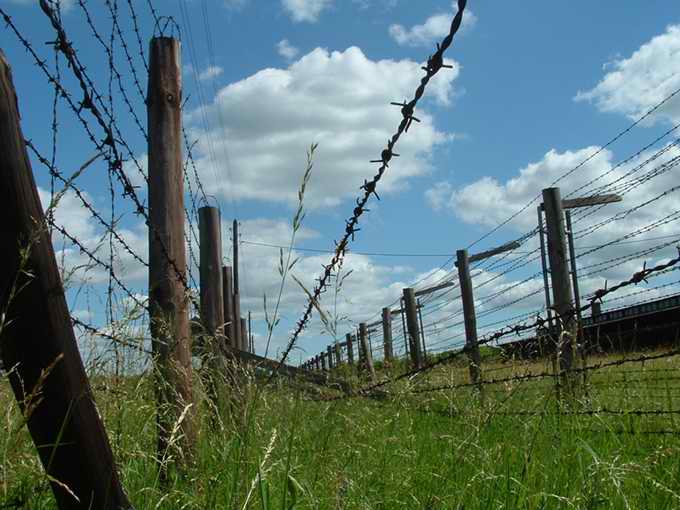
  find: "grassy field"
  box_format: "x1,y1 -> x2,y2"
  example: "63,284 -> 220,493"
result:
2,350 -> 680,509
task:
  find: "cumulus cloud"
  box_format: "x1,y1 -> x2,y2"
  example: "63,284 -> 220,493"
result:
282,0 -> 332,23
198,65 -> 224,81
575,24 -> 680,126
425,142 -> 680,310
277,39 -> 300,60
389,3 -> 477,47
185,46 -> 460,209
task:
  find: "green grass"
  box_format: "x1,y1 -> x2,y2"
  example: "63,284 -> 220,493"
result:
2,351 -> 680,508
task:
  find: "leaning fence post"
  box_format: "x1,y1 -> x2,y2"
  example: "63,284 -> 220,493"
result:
456,249 -> 482,390
0,47 -> 132,510
359,323 -> 376,380
346,333 -> 355,365
148,36 -> 196,467
382,307 -> 393,362
403,288 -> 423,369
542,187 -> 577,375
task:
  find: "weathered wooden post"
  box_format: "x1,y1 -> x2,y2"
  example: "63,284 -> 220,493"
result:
315,355 -> 321,371
0,47 -> 132,510
232,219 -> 243,351
456,249 -> 482,389
222,266 -> 236,348
382,307 -> 393,361
148,36 -> 196,467
400,298 -> 410,358
359,323 -> 376,380
199,206 -> 226,418
320,352 -> 327,371
346,333 -> 355,365
334,342 -> 342,366
248,311 -> 253,353
542,188 -> 577,374
403,288 -> 423,369
199,207 -> 225,341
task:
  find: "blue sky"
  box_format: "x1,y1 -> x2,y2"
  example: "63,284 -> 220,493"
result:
2,0 -> 680,364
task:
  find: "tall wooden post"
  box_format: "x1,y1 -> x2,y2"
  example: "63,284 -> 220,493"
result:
320,352 -> 327,371
382,307 -> 393,361
315,355 -> 321,371
542,188 -> 577,373
565,211 -> 582,325
222,266 -> 236,348
199,207 -> 224,341
403,288 -> 423,369
456,249 -> 482,388
232,219 -> 243,351
0,48 -> 131,510
359,323 -> 376,380
346,333 -> 355,365
148,36 -> 195,467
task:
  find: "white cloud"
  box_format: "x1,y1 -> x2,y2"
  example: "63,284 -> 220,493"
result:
186,46 -> 460,209
277,39 -> 300,60
198,65 -> 224,82
282,0 -> 332,23
389,3 -> 477,47
425,143 -> 680,294
575,24 -> 680,126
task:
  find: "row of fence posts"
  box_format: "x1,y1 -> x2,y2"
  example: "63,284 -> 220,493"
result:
0,34 -> 260,508
304,187 -> 591,393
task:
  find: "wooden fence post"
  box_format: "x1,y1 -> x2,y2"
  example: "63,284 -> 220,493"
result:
199,207 -> 224,342
417,298 -> 427,361
382,307 -> 393,362
456,249 -> 482,389
232,219 -> 243,351
403,288 -> 423,369
359,323 -> 376,380
222,266 -> 236,348
542,187 -> 577,374
240,317 -> 248,353
0,47 -> 132,510
400,298 -> 410,358
320,352 -> 327,371
315,355 -> 321,371
346,333 -> 355,365
148,36 -> 196,467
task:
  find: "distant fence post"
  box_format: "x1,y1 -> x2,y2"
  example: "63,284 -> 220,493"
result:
403,288 -> 423,369
199,206 -> 227,418
232,219 -> 243,351
359,323 -> 376,380
240,317 -> 248,353
382,307 -> 393,362
315,355 -> 321,371
222,266 -> 236,348
542,187 -> 577,375
456,249 -> 482,390
0,47 -> 132,510
400,298 -> 410,358
346,333 -> 355,365
199,207 -> 225,342
148,36 -> 196,467
321,352 -> 327,371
